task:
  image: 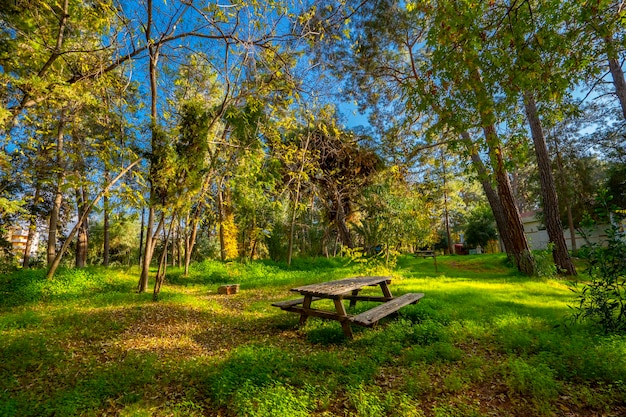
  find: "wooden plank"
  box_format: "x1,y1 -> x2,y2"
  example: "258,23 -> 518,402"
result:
278,305 -> 351,321
290,276 -> 392,297
343,295 -> 392,303
271,297 -> 321,309
350,293 -> 424,327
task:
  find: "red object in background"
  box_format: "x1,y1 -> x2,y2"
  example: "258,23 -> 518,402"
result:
454,243 -> 467,255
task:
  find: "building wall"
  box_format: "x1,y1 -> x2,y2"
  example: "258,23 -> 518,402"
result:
8,227 -> 38,257
522,214 -> 610,251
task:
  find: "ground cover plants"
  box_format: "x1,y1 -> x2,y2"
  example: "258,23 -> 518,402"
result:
1,254 -> 625,417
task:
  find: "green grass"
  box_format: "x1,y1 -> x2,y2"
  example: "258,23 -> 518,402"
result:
1,254 -> 625,416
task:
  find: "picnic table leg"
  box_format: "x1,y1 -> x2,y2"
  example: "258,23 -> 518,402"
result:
349,289 -> 360,308
299,295 -> 312,326
333,298 -> 353,339
379,281 -> 393,299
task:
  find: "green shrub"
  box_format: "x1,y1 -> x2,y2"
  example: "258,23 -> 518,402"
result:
535,333 -> 626,383
571,224 -> 626,333
533,243 -> 557,278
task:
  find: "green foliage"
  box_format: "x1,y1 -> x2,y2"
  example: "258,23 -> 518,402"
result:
88,213 -> 140,266
207,345 -> 296,405
533,242 -> 558,278
346,384 -> 386,417
505,358 -> 559,402
571,224 -> 626,333
232,381 -> 314,417
304,318 -> 349,344
463,204 -> 497,249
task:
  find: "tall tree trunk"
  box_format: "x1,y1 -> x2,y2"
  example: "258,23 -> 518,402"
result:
138,206 -> 154,292
440,149 -> 453,254
217,187 -> 226,261
334,188 -> 353,249
138,207 -> 145,266
139,0 -> 160,290
523,91 -> 576,275
138,211 -> 164,292
605,35 -> 626,120
74,183 -> 88,268
460,132 -> 515,257
553,133 -> 577,253
103,171 -> 110,266
23,183 -> 41,268
288,133 -> 311,265
153,214 -> 176,300
466,61 -> 536,275
47,109 -> 67,266
176,219 -> 182,267
184,211 -> 200,276
484,124 -> 536,275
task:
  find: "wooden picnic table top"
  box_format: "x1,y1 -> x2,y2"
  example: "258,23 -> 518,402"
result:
290,276 -> 391,297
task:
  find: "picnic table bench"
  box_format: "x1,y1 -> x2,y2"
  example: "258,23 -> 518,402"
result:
272,276 -> 424,338
414,250 -> 436,258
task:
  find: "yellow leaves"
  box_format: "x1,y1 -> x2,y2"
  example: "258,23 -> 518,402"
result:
0,106 -> 11,130
221,213 -> 240,260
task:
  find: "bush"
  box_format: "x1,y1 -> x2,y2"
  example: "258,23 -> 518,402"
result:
570,224 -> 626,333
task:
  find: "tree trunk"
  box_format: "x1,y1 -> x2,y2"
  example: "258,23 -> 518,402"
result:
184,212 -> 200,276
332,184 -> 353,249
217,187 -> 226,261
440,149 -> 453,254
74,183 -> 88,268
176,219 -> 182,267
23,184 -> 41,268
103,172 -> 110,266
139,211 -> 165,292
47,110 -> 67,266
288,134 -> 311,265
139,0 -> 160,290
138,207 -> 145,266
466,62 -> 535,275
523,91 -> 576,275
153,214 -> 175,300
138,206 -> 154,292
484,124 -> 536,275
553,133 -> 577,253
460,132 -> 515,257
605,35 -> 626,120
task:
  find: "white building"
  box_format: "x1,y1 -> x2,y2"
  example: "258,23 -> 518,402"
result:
521,212 -> 611,251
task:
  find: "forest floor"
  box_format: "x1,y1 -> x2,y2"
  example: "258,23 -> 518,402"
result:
1,254 -> 625,417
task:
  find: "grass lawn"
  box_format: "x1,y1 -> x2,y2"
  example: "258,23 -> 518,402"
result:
1,254 -> 625,416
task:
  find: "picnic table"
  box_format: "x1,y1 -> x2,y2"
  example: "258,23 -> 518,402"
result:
272,276 -> 424,338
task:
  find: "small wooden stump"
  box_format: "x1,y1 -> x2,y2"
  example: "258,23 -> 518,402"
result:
218,284 -> 240,295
